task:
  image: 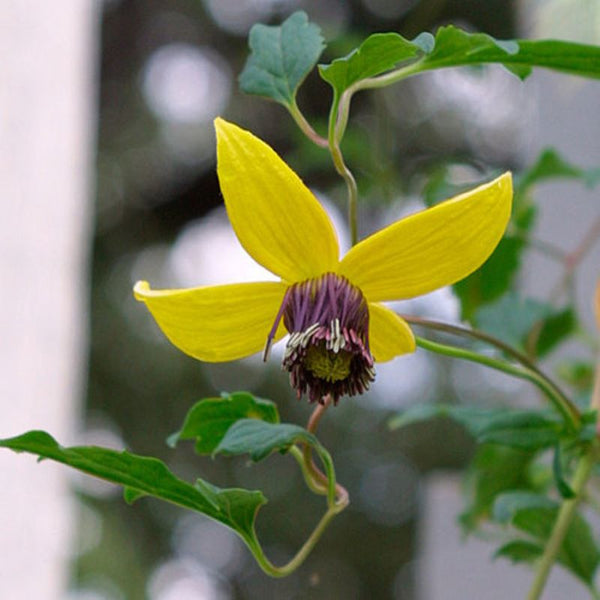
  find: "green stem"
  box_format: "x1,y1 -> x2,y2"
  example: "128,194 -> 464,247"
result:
526,445 -> 598,600
247,494 -> 348,577
248,423 -> 349,577
334,60 -> 426,142
287,99 -> 328,148
415,336 -> 580,432
327,93 -> 359,245
404,315 -> 578,424
289,445 -> 327,495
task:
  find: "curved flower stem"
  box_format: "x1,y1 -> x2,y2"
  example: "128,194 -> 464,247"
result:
527,444 -> 599,600
288,99 -> 329,148
301,396 -> 349,505
289,445 -> 328,495
334,60 -> 426,143
414,336 -> 580,432
247,493 -> 348,577
328,94 -> 359,245
247,408 -> 349,577
403,315 -> 578,425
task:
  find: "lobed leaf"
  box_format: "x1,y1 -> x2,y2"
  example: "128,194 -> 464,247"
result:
168,391 -> 279,455
0,430 -> 266,546
239,11 -> 325,106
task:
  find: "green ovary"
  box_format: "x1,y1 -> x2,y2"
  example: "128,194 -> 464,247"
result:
305,344 -> 352,382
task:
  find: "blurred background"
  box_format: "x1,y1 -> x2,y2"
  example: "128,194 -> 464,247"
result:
2,1 -> 600,599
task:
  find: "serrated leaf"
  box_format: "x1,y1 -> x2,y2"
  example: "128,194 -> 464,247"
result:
239,11 -> 324,106
168,391 -> 279,455
215,419 -> 319,462
0,430 -> 266,546
493,491 -> 600,584
318,32 -> 423,97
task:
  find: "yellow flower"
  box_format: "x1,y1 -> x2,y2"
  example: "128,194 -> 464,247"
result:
135,118 -> 512,404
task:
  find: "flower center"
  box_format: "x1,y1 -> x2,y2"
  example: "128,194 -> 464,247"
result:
264,273 -> 375,404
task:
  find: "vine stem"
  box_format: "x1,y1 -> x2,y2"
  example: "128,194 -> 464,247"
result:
247,492 -> 348,577
246,396 -> 349,577
414,336 -> 580,432
403,315 -> 579,426
328,94 -> 359,245
526,445 -> 598,600
287,99 -> 329,148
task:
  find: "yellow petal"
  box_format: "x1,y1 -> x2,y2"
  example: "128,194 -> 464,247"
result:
215,118 -> 339,282
339,173 -> 513,302
134,280 -> 287,362
369,303 -> 415,362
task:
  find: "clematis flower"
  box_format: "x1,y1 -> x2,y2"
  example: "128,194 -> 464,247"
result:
134,119 -> 512,404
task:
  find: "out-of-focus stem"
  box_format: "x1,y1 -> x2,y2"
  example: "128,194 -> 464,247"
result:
526,445 -> 598,600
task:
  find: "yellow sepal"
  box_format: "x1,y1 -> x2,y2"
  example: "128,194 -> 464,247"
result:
134,280 -> 287,362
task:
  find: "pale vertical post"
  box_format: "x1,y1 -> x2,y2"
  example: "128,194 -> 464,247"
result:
0,2 -> 97,598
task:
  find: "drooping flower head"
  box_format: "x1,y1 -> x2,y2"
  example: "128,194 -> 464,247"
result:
135,119 -> 512,404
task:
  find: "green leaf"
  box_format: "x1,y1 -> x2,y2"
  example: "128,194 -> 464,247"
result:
493,491 -> 556,523
474,292 -> 553,350
494,539 -> 543,564
390,404 -> 563,450
553,445 -> 575,499
215,419 -> 319,462
518,148 -> 585,192
420,26 -> 600,80
239,11 -> 325,107
536,308 -> 576,358
556,359 -> 595,391
453,237 -> 526,320
477,412 -> 563,451
168,391 -> 279,455
0,430 -> 266,546
460,444 -> 537,530
389,403 -> 506,437
318,32 -> 423,97
474,293 -> 575,356
318,25 -> 600,99
493,491 -> 600,584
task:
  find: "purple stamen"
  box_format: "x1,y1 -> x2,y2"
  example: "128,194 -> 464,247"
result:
265,273 -> 375,405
